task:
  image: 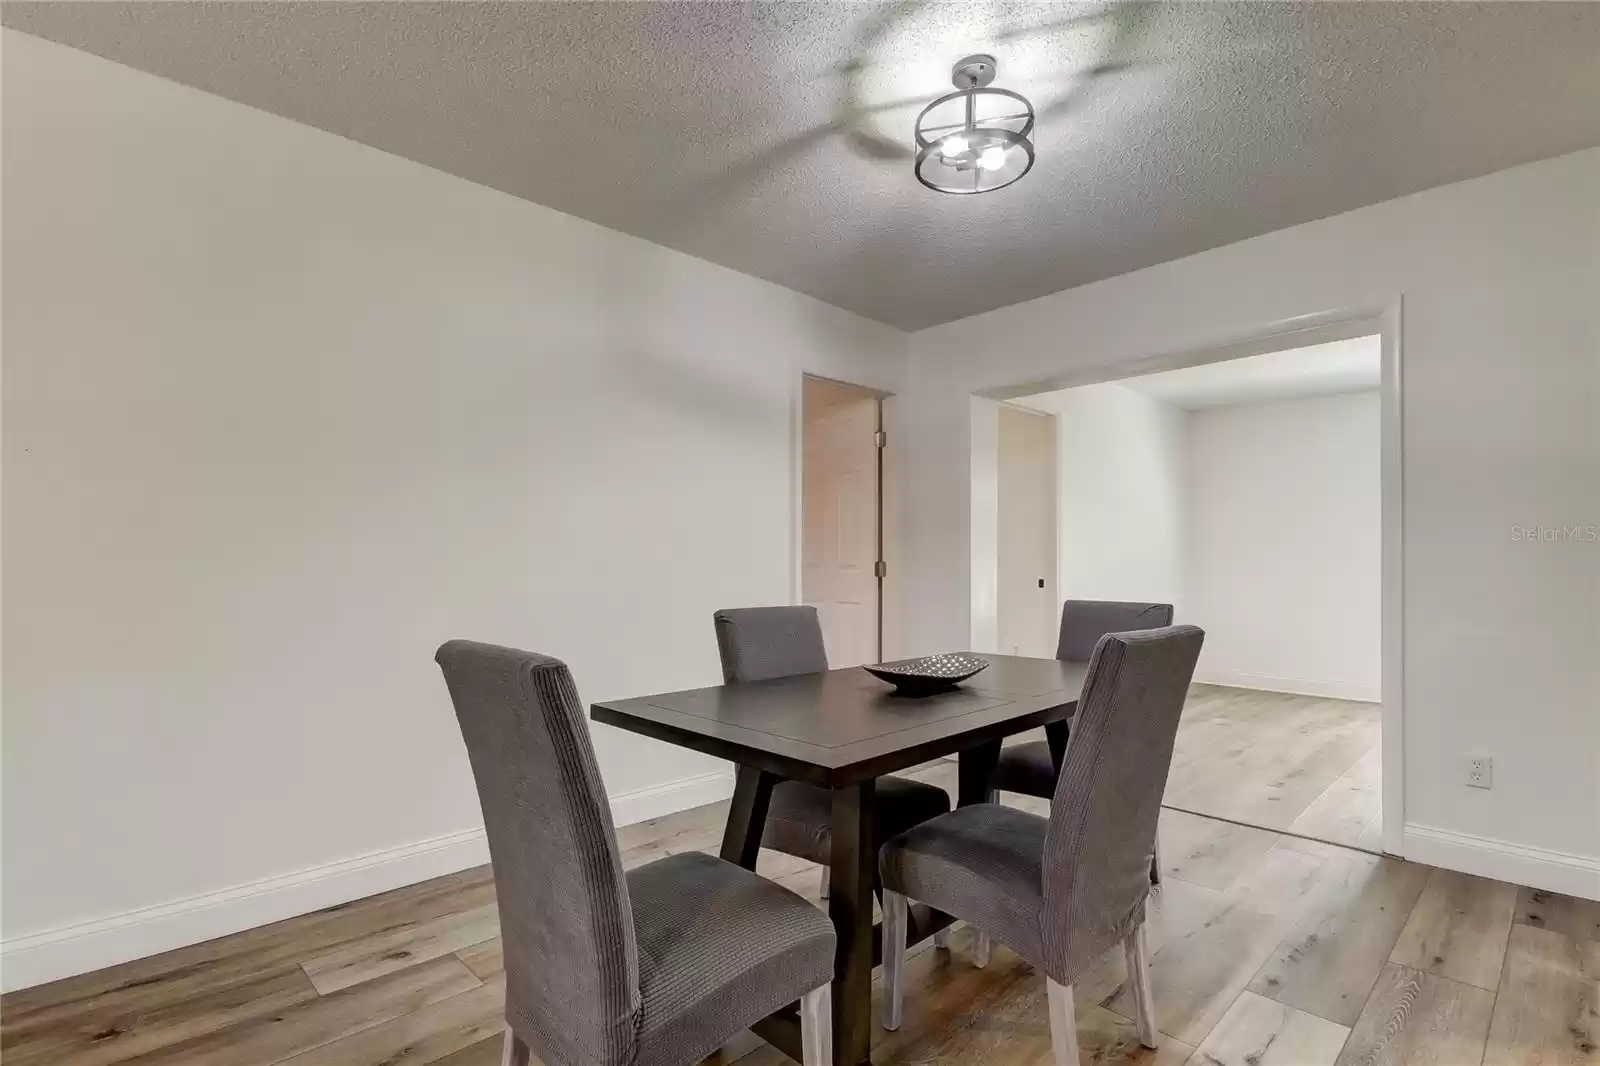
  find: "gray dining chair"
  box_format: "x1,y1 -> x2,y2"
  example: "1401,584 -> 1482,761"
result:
878,625 -> 1205,1065
436,640 -> 836,1066
713,606 -> 952,907
991,599 -> 1175,885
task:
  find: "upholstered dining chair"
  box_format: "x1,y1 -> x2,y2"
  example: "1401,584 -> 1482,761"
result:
878,626 -> 1205,1065
991,599 -> 1175,885
713,606 -> 952,906
436,640 -> 836,1066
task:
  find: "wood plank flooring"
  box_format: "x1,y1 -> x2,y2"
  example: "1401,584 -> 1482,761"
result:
5,758 -> 1592,1066
1165,685 -> 1384,851
1190,991 -> 1351,1066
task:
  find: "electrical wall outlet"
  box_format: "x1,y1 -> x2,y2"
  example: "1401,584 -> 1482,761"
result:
1466,755 -> 1493,790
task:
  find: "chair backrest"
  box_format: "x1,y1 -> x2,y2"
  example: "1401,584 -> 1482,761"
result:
435,641 -> 639,1066
1056,600 -> 1175,661
713,605 -> 829,683
1040,625 -> 1204,983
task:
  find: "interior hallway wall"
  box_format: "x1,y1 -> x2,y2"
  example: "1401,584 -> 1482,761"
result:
995,404 -> 1057,658
1184,390 -> 1382,700
968,398 -> 1002,651
1027,383 -> 1186,612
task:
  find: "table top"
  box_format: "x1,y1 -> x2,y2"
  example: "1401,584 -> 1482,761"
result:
591,653 -> 1085,787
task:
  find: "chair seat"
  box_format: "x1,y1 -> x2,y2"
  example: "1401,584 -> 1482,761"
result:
879,802 -> 1050,970
991,740 -> 1059,799
763,775 -> 951,866
628,851 -> 835,1066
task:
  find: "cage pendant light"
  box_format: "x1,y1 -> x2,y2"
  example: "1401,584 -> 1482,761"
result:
913,54 -> 1036,194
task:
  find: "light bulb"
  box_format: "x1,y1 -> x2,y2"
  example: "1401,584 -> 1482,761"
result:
940,134 -> 969,157
978,145 -> 1007,171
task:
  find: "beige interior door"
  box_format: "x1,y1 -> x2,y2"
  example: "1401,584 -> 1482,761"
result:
802,376 -> 881,667
997,404 -> 1058,657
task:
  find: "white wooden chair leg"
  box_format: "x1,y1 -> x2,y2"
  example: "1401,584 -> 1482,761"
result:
500,1025 -> 531,1066
1123,922 -> 1158,1048
880,890 -> 908,1030
819,864 -> 829,900
800,983 -> 832,1066
1047,979 -> 1080,1066
972,929 -> 991,968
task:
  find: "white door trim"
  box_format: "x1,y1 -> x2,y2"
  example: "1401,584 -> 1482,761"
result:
1376,301 -> 1405,857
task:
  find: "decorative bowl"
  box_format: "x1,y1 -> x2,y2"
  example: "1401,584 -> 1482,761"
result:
864,653 -> 989,697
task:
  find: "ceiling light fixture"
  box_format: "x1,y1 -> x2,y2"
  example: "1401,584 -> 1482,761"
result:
913,54 -> 1035,195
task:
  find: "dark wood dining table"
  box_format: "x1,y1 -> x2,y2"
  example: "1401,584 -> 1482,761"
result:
592,652 -> 1086,1066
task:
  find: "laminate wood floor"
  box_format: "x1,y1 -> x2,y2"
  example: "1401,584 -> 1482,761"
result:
1164,685 -> 1383,851
6,759 -> 1593,1066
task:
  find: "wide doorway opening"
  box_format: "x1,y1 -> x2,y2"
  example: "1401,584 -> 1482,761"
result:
997,333 -> 1387,852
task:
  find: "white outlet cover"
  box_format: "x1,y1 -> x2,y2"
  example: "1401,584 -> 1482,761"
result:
1466,755 -> 1493,789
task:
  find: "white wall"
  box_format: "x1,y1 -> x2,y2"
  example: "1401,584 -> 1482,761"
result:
0,32 -> 907,986
995,404 -> 1057,658
904,147 -> 1600,894
968,398 -> 1001,651
1185,391 -> 1381,701
1034,383 -> 1185,610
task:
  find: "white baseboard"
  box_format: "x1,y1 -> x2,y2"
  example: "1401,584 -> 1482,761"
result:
0,827 -> 492,994
1403,823 -> 1600,902
1194,670 -> 1381,703
0,769 -> 733,993
611,768 -> 734,828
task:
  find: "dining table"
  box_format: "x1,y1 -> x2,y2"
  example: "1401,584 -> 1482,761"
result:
591,652 -> 1087,1066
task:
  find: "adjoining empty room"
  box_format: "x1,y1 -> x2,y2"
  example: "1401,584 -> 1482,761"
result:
995,336 -> 1385,850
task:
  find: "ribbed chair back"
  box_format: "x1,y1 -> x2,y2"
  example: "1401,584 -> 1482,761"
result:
435,640 -> 639,1066
1041,625 -> 1204,982
713,605 -> 829,683
1055,600 -> 1175,662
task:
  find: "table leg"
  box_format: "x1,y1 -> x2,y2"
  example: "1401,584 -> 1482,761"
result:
828,781 -> 875,1066
720,765 -> 775,870
957,741 -> 1002,806
1046,720 -> 1071,774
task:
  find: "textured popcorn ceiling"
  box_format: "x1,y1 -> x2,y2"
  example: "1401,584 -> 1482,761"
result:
6,2 -> 1599,330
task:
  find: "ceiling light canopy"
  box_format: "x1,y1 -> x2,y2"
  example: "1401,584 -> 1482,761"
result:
914,54 -> 1035,195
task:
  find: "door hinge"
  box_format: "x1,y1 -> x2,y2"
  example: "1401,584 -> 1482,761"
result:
874,560 -> 887,579
873,430 -> 887,448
